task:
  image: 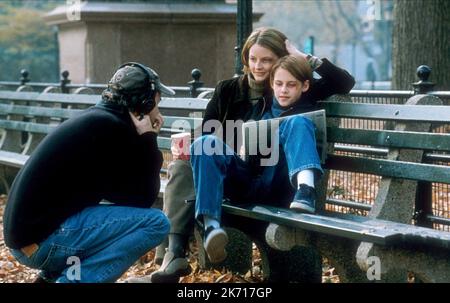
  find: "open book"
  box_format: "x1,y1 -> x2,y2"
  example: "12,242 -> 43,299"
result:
241,109 -> 327,166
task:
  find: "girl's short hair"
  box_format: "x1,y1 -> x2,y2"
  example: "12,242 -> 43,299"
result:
241,27 -> 289,75
270,55 -> 313,85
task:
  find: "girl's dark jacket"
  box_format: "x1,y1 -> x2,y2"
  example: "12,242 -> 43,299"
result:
202,58 -> 355,152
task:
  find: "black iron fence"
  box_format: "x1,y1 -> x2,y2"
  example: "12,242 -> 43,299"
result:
0,68 -> 213,98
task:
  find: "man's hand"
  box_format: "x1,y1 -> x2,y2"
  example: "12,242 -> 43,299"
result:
149,105 -> 164,132
129,111 -> 162,135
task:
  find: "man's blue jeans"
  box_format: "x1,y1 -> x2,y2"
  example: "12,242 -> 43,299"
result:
190,115 -> 323,221
10,205 -> 170,283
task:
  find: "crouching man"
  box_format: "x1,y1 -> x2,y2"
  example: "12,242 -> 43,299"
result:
3,62 -> 175,283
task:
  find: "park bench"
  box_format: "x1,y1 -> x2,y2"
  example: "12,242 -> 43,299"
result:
1,89 -> 449,283
216,93 -> 450,283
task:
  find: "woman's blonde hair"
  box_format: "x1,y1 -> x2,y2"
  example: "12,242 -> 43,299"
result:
241,27 -> 289,75
270,55 -> 313,86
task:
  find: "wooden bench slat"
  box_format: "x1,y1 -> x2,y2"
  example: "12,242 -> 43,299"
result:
329,211 -> 450,249
328,128 -> 450,152
0,91 -> 208,110
157,137 -> 171,150
0,104 -> 82,119
159,98 -> 208,111
321,101 -> 450,122
223,204 -> 450,249
0,150 -> 29,168
326,154 -> 450,184
0,120 -> 55,134
223,204 -> 399,245
35,93 -> 99,105
0,91 -> 98,106
333,144 -> 450,163
162,116 -> 203,130
0,91 -> 40,102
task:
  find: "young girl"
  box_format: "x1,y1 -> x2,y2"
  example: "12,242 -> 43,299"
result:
267,55 -> 322,212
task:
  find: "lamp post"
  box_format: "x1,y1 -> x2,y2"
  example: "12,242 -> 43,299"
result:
234,0 -> 253,77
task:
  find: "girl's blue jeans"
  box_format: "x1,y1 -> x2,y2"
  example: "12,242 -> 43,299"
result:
190,115 -> 323,221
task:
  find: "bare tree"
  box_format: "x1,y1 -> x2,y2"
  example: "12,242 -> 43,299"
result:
334,0 -> 374,58
333,0 -> 393,81
254,0 -> 393,80
315,0 -> 342,63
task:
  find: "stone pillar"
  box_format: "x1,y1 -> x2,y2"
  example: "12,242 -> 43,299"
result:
44,2 -> 262,87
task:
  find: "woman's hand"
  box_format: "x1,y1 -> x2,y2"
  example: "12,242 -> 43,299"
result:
285,40 -> 308,60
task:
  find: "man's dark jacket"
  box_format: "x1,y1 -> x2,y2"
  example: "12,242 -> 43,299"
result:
3,101 -> 163,249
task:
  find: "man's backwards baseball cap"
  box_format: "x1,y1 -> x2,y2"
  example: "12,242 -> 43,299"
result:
109,62 -> 175,97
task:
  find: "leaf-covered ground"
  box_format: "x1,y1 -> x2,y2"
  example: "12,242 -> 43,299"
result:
0,194 -> 339,283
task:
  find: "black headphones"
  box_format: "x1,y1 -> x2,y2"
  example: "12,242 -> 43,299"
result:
117,62 -> 157,116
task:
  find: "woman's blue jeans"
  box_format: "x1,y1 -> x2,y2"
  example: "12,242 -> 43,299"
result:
10,205 -> 170,283
190,115 -> 323,221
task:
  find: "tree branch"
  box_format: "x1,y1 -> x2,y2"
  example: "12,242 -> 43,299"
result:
334,0 -> 374,58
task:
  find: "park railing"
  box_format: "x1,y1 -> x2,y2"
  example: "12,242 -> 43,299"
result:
0,66 -> 448,231
0,68 -> 214,97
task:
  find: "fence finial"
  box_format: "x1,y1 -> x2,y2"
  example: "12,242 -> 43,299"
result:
188,68 -> 203,98
412,65 -> 435,94
60,70 -> 71,94
20,69 -> 30,85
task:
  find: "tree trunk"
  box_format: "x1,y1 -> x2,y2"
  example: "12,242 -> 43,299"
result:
392,0 -> 450,91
